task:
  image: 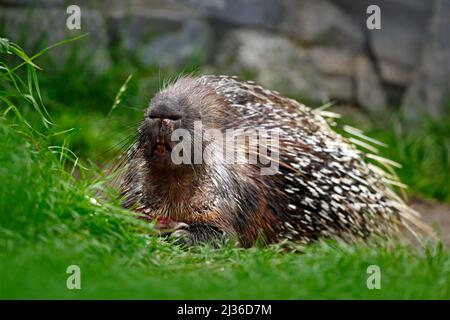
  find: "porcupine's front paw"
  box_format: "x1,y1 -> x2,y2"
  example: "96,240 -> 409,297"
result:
154,219 -> 193,246
154,218 -> 188,235
169,223 -> 225,247
169,222 -> 191,245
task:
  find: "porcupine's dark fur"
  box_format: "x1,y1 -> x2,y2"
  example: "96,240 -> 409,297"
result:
119,75 -> 431,247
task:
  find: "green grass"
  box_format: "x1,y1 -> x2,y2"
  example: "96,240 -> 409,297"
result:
368,118 -> 450,202
2,238 -> 450,299
1,37 -> 450,299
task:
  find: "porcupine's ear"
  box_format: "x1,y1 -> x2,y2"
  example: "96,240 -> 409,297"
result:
313,103 -> 436,245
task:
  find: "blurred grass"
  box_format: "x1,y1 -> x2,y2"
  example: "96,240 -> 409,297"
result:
0,36 -> 449,299
2,237 -> 450,299
368,117 -> 450,203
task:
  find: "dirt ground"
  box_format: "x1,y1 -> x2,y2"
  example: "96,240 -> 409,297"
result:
410,199 -> 450,245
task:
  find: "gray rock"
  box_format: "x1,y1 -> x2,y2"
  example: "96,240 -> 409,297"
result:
0,0 -> 65,6
0,7 -> 111,74
402,0 -> 450,121
332,0 -> 433,86
280,0 -> 364,49
110,11 -> 212,68
308,47 -> 356,77
216,29 -> 353,102
370,19 -> 427,86
76,0 -> 191,17
354,55 -> 386,113
184,0 -> 284,29
77,0 -> 283,30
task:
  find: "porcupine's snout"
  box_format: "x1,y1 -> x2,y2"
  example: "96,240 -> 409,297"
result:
141,102 -> 183,164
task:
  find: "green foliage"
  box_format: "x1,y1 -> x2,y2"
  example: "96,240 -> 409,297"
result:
369,117 -> 450,202
1,231 -> 450,299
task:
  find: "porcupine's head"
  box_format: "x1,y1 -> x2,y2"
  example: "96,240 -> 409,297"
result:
137,77 -> 228,177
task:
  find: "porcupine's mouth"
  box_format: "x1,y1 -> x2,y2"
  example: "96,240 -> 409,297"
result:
149,131 -> 178,160
153,142 -> 172,157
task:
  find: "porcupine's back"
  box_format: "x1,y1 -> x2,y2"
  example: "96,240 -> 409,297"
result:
197,75 -> 431,245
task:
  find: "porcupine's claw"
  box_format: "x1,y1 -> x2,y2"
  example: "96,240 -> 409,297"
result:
169,223 -> 226,247
157,220 -> 189,235
169,223 -> 191,244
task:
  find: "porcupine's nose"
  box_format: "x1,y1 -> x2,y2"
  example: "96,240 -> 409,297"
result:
148,103 -> 182,136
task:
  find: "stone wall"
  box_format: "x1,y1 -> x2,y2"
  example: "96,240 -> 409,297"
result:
0,0 -> 448,120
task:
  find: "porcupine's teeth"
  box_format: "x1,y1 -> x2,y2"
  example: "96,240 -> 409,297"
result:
155,145 -> 166,157
155,144 -> 166,156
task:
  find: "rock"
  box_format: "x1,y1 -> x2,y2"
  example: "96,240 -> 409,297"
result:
280,0 -> 364,49
354,55 -> 386,113
0,7 -> 111,74
77,0 -> 192,17
370,20 -> 426,86
78,0 -> 283,30
308,47 -> 356,77
0,0 -> 65,6
332,0 -> 433,86
216,28 -> 388,110
184,0 -> 284,30
402,0 -> 450,121
216,29 -> 353,102
109,12 -> 212,68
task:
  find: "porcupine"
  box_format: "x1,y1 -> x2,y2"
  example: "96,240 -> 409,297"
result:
119,75 -> 431,247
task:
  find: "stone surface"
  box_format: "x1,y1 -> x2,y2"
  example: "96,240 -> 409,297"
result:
186,0 -> 284,30
0,0 -> 65,6
281,0 -> 364,49
77,0 -> 193,18
370,20 -> 426,86
1,0 -> 448,116
216,29 -> 353,102
402,0 -> 450,121
308,47 -> 356,77
354,55 -> 386,113
109,11 -> 212,68
332,0 -> 433,86
0,7 -> 111,74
